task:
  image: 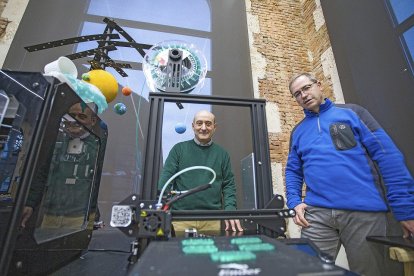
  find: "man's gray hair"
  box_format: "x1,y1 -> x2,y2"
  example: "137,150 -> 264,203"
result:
288,73 -> 318,92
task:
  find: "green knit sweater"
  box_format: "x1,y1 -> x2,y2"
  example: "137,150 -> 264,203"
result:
26,133 -> 98,216
158,139 -> 237,211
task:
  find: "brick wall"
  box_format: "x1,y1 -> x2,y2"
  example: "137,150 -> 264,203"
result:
246,0 -> 342,237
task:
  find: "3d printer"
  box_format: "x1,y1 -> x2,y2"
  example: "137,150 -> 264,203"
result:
0,71 -> 359,276
0,70 -> 108,275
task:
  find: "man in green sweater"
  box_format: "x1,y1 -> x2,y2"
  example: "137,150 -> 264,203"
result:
158,110 -> 243,233
21,103 -> 98,231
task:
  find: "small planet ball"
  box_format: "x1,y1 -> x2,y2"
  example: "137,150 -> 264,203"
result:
122,86 -> 133,96
175,122 -> 186,134
113,103 -> 127,115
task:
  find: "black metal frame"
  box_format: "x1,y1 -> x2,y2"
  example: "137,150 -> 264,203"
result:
140,92 -> 273,210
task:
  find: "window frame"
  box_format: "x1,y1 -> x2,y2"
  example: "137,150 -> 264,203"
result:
385,0 -> 414,75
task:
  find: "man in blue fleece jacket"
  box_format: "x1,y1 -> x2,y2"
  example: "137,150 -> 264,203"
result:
286,72 -> 414,276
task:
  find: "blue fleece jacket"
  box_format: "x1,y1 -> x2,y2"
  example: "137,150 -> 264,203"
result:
286,99 -> 414,221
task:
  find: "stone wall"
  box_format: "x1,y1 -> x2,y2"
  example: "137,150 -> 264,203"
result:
0,0 -> 29,67
0,0 -> 9,38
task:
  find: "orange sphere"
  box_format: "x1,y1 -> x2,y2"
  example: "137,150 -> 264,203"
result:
122,86 -> 133,96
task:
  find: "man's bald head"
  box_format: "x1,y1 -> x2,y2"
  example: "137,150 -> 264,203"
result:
193,110 -> 215,124
192,110 -> 216,144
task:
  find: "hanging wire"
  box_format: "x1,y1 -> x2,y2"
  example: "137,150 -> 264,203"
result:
131,78 -> 146,194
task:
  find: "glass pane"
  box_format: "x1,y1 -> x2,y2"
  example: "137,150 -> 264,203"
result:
33,103 -> 99,242
160,78 -> 215,160
161,102 -> 212,163
95,65 -> 211,101
403,26 -> 414,63
77,22 -> 212,71
87,0 -> 211,32
389,0 -> 414,24
0,89 -> 9,126
0,95 -> 26,195
241,153 -> 257,209
160,103 -> 254,211
0,71 -> 47,250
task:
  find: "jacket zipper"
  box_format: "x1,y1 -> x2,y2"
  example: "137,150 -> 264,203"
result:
317,114 -> 321,133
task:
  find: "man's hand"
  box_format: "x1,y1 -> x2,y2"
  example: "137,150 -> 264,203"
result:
293,203 -> 309,227
224,219 -> 244,232
400,220 -> 414,239
21,206 -> 33,228
225,229 -> 244,237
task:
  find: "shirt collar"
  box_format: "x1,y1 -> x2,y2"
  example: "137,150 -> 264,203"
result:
193,137 -> 213,147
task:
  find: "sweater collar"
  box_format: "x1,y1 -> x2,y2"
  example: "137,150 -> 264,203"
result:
304,98 -> 333,117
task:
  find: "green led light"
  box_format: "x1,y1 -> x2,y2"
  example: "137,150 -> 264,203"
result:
182,245 -> 218,254
210,251 -> 256,262
238,243 -> 275,251
230,237 -> 263,245
181,238 -> 215,246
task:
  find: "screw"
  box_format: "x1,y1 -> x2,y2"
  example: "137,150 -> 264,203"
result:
16,261 -> 23,269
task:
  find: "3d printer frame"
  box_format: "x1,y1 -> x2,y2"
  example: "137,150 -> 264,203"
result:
141,92 -> 274,209
109,92 -> 295,261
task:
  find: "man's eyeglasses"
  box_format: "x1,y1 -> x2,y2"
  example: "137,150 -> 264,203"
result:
292,82 -> 317,99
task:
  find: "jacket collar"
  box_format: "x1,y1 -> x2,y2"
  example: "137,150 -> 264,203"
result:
304,98 -> 333,117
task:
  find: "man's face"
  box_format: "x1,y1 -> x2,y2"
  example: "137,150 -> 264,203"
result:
64,104 -> 96,138
192,111 -> 216,144
290,75 -> 324,113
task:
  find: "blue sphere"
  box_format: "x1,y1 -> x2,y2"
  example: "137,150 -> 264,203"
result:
99,121 -> 108,130
175,122 -> 186,134
113,103 -> 127,115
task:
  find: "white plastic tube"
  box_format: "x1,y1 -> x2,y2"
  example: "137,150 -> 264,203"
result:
157,166 -> 216,207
